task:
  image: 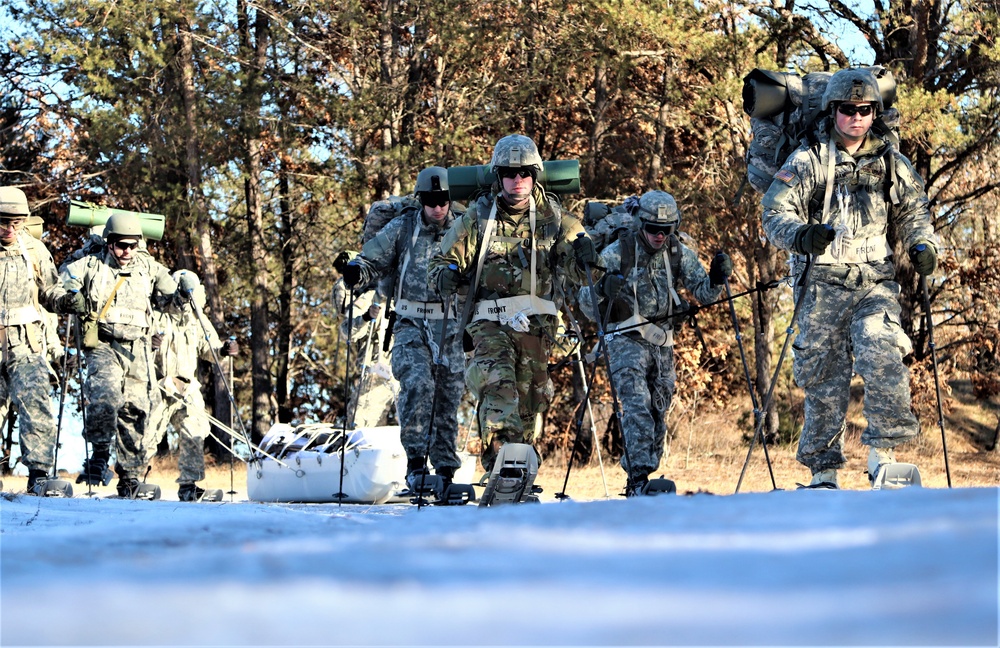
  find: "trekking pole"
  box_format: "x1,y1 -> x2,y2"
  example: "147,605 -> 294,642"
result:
72,315 -> 94,497
51,314 -> 75,481
554,339 -> 610,500
735,255 -> 816,493
920,271 -> 952,487
415,286 -> 455,511
723,273 -> 777,490
228,346 -> 236,500
578,239 -> 638,495
336,287 -> 356,506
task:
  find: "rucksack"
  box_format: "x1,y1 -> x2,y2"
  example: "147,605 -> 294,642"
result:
740,66 -> 899,198
361,195 -> 422,245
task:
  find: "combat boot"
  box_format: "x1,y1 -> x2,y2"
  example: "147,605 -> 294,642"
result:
76,445 -> 113,486
867,447 -> 896,481
809,468 -> 839,489
178,483 -> 206,502
625,475 -> 650,498
27,469 -> 49,496
117,477 -> 141,498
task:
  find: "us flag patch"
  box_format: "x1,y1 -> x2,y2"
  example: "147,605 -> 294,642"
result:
774,169 -> 796,184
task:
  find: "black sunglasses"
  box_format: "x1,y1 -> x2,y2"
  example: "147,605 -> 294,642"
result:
420,192 -> 450,208
497,168 -> 535,180
837,103 -> 875,117
643,223 -> 674,236
112,240 -> 139,251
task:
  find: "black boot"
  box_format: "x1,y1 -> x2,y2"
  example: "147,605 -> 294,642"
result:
77,445 -> 112,486
27,469 -> 49,496
116,477 -> 141,498
435,466 -> 455,495
625,475 -> 650,498
178,483 -> 206,502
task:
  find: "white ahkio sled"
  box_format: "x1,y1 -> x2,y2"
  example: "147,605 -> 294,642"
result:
247,423 -> 477,504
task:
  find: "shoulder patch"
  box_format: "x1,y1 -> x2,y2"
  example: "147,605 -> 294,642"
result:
774,169 -> 799,186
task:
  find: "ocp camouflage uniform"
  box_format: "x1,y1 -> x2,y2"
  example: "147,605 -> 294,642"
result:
579,228 -> 722,481
149,305 -> 220,484
352,207 -> 465,473
0,232 -> 68,475
61,251 -> 177,481
429,186 -> 587,471
762,120 -> 936,472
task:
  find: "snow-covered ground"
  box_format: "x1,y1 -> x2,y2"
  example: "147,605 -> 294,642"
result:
1,486 -> 997,646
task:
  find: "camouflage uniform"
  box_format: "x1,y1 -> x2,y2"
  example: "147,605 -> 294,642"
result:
149,304 -> 221,484
579,227 -> 722,481
429,185 -> 587,471
61,250 -> 177,482
762,120 -> 936,472
352,208 -> 464,473
0,232 -> 69,475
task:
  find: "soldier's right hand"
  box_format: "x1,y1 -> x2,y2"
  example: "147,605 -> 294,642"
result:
793,224 -> 836,256
437,264 -> 461,295
334,251 -> 357,275
342,260 -> 363,288
599,273 -> 626,300
57,291 -> 87,315
150,333 -> 164,350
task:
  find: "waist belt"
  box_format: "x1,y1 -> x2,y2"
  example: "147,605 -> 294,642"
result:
472,295 -> 558,322
813,234 -> 891,265
395,298 -> 454,320
0,305 -> 42,327
608,314 -> 674,347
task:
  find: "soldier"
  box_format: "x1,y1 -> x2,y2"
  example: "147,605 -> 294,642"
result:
150,270 -> 238,501
579,190 -> 731,495
0,187 -> 81,494
60,212 -> 179,498
342,167 -> 464,492
761,68 -> 938,488
429,135 -> 598,474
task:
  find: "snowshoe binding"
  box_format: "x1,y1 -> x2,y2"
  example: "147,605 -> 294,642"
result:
28,469 -> 74,498
478,443 -> 541,507
117,478 -> 161,501
625,476 -> 676,497
797,469 -> 839,490
76,450 -> 113,487
178,484 -> 224,502
405,467 -> 475,506
867,447 -> 921,490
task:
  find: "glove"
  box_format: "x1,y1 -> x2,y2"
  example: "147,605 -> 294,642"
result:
57,291 -> 87,315
793,224 -> 835,256
572,234 -> 598,268
221,339 -> 239,357
333,250 -> 357,275
177,271 -> 199,294
437,264 -> 460,295
599,273 -> 626,300
150,333 -> 163,350
909,242 -> 937,276
709,252 -> 733,287
342,260 -> 363,288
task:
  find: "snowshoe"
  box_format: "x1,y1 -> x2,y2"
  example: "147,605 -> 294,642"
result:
28,470 -> 74,498
478,443 -> 540,507
178,484 -> 224,502
117,478 -> 161,501
435,482 -> 476,506
867,447 -> 921,490
404,468 -> 447,505
625,476 -> 676,497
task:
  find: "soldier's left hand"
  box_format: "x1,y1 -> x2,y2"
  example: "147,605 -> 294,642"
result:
150,333 -> 164,350
709,252 -> 733,286
572,234 -> 598,268
57,291 -> 87,315
222,339 -> 239,356
909,242 -> 938,276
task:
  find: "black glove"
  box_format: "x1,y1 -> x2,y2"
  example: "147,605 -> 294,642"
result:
57,291 -> 87,315
909,242 -> 937,276
709,252 -> 733,287
437,264 -> 460,295
221,339 -> 239,356
793,224 -> 836,256
342,260 -> 363,288
572,234 -> 598,268
150,333 -> 164,350
334,251 -> 356,275
599,273 -> 626,300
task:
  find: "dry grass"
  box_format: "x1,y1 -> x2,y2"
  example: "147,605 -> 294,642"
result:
6,378 -> 997,502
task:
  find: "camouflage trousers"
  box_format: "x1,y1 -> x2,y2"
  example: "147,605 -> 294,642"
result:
793,265 -> 920,472
1,326 -> 58,473
390,319 -> 463,472
150,378 -> 208,483
84,339 -> 159,480
465,319 -> 552,472
609,333 -> 675,479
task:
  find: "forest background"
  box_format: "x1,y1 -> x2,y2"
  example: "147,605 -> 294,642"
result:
1,0 -> 998,485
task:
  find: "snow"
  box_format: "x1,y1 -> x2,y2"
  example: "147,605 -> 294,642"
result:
1,486 -> 997,646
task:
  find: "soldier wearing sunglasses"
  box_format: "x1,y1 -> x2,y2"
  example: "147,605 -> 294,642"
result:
60,212 -> 179,498
342,167 -> 467,495
761,67 -> 938,489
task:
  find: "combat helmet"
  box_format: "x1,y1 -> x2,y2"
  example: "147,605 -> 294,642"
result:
490,134 -> 544,174
103,212 -> 144,241
414,166 -> 450,207
636,191 -> 680,233
0,187 -> 30,217
822,68 -> 883,112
